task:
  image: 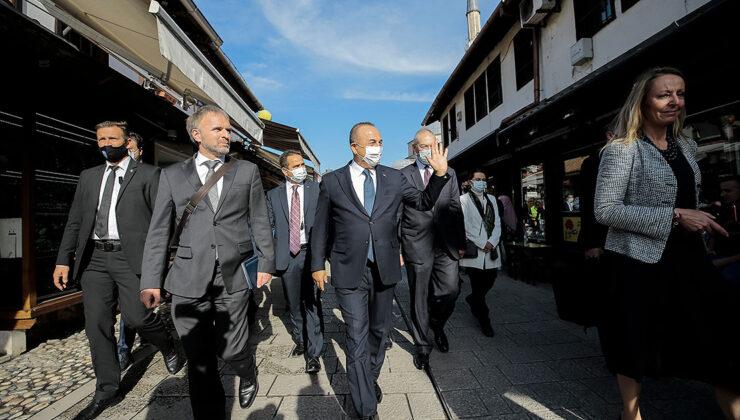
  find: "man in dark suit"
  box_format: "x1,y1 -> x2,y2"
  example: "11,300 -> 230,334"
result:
310,122 -> 450,420
266,150 -> 323,373
53,121 -> 183,420
400,129 -> 466,369
140,105 -> 275,419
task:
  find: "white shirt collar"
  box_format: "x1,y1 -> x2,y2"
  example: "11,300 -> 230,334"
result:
107,156 -> 131,173
195,151 -> 226,166
286,179 -> 304,188
349,159 -> 374,177
415,159 -> 430,171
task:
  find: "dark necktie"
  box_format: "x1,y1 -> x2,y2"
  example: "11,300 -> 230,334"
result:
95,165 -> 120,239
423,166 -> 432,187
363,169 -> 375,262
289,184 -> 301,255
203,160 -> 220,209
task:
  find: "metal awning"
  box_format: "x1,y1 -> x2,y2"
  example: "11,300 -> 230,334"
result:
37,0 -> 264,143
262,120 -> 321,171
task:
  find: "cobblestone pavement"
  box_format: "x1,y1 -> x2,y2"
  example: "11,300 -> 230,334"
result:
2,269 -> 726,419
395,269 -> 724,420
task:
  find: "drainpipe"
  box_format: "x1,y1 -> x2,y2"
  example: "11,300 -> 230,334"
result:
532,27 -> 541,104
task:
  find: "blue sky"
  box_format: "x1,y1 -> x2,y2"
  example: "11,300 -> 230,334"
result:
197,0 -> 499,171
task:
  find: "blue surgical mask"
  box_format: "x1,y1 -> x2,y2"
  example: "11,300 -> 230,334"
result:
472,180 -> 487,193
128,150 -> 137,160
418,149 -> 432,166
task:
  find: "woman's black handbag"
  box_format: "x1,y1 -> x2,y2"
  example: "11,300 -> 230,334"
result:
463,240 -> 479,258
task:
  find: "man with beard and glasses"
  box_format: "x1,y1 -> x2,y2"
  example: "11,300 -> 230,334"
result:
140,105 -> 275,419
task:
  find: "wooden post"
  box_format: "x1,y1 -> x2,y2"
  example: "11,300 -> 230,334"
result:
21,108 -> 36,311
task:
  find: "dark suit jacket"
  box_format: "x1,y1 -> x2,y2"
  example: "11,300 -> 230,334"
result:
140,155 -> 276,298
399,163 -> 466,264
56,159 -> 160,281
266,180 -> 319,272
310,162 -> 450,289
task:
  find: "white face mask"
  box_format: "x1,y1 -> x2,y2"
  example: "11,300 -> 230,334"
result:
355,144 -> 382,167
417,149 -> 432,166
286,166 -> 307,183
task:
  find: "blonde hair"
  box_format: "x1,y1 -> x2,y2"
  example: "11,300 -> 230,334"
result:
607,67 -> 687,147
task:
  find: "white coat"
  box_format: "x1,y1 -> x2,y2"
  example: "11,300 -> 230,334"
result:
459,192 -> 502,270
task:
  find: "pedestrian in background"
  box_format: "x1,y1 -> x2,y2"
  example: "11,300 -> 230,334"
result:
266,150 -> 323,374
53,121 -> 183,420
594,67 -> 739,420
399,129 -> 466,370
460,169 -> 501,337
117,130 -> 146,371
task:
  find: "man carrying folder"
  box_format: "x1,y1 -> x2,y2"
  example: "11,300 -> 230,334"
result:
140,105 -> 275,419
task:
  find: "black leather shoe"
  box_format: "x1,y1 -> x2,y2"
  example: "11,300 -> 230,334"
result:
291,342 -> 305,358
374,381 -> 382,404
434,330 -> 449,353
73,394 -> 118,420
305,357 -> 321,374
480,322 -> 495,337
163,345 -> 184,375
238,376 -> 259,409
119,351 -> 132,371
413,352 -> 429,370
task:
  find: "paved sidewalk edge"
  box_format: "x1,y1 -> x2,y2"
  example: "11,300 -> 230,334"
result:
29,345 -> 159,420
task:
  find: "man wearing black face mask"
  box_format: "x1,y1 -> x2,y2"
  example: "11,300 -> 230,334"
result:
53,121 -> 182,420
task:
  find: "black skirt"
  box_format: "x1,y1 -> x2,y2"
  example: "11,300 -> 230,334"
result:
598,228 -> 739,389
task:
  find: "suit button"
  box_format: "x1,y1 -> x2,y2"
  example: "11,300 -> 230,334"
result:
211,244 -> 216,249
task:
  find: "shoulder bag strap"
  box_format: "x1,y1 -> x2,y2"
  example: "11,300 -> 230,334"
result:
168,159 -> 236,252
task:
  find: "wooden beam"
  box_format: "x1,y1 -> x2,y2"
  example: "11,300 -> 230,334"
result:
31,292 -> 83,317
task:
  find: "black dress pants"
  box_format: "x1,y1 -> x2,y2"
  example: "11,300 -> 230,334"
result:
80,248 -> 172,401
278,248 -> 324,357
335,261 -> 395,418
171,263 -> 256,420
466,267 -> 498,322
406,247 -> 459,354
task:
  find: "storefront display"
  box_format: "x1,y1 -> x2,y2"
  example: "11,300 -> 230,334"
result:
521,164 -> 546,242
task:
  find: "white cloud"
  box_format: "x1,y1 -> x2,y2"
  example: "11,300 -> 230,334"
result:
241,72 -> 283,90
341,90 -> 435,102
256,0 -> 460,75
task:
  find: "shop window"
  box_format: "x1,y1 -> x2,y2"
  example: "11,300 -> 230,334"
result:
561,156 -> 589,243
514,29 -> 534,90
574,0 -> 616,40
450,104 -> 458,140
464,86 -> 475,130
442,114 -> 450,148
621,0 -> 640,12
487,57 -> 503,112
0,110 -> 24,308
522,164 -> 546,243
474,73 -> 488,123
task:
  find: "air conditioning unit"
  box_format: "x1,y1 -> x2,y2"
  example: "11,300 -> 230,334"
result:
570,38 -> 593,66
520,0 -> 558,27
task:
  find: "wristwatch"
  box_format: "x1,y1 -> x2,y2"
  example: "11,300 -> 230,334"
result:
672,208 -> 681,227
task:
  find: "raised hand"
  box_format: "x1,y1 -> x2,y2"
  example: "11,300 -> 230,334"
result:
426,141 -> 449,176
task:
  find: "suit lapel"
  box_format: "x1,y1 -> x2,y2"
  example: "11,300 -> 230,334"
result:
371,166 -> 386,215
407,163 -> 424,190
302,182 -> 312,218
278,183 -> 289,222
115,159 -> 138,205
337,164 -> 368,217
91,164 -> 107,212
215,156 -> 236,214
181,156 -> 215,213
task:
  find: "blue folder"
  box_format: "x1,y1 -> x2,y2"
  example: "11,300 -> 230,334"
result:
240,254 -> 259,290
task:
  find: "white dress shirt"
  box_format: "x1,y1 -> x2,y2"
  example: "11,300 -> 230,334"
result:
349,160 -> 376,207
416,159 -> 432,183
195,151 -> 226,197
93,156 -> 131,240
286,180 -> 307,244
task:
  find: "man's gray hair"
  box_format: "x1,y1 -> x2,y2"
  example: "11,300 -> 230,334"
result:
186,105 -> 229,144
413,128 -> 439,144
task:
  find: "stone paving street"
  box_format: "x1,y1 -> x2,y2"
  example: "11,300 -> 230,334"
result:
1,268 -> 726,419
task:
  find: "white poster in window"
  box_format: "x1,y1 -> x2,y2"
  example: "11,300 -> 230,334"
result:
0,218 -> 22,259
